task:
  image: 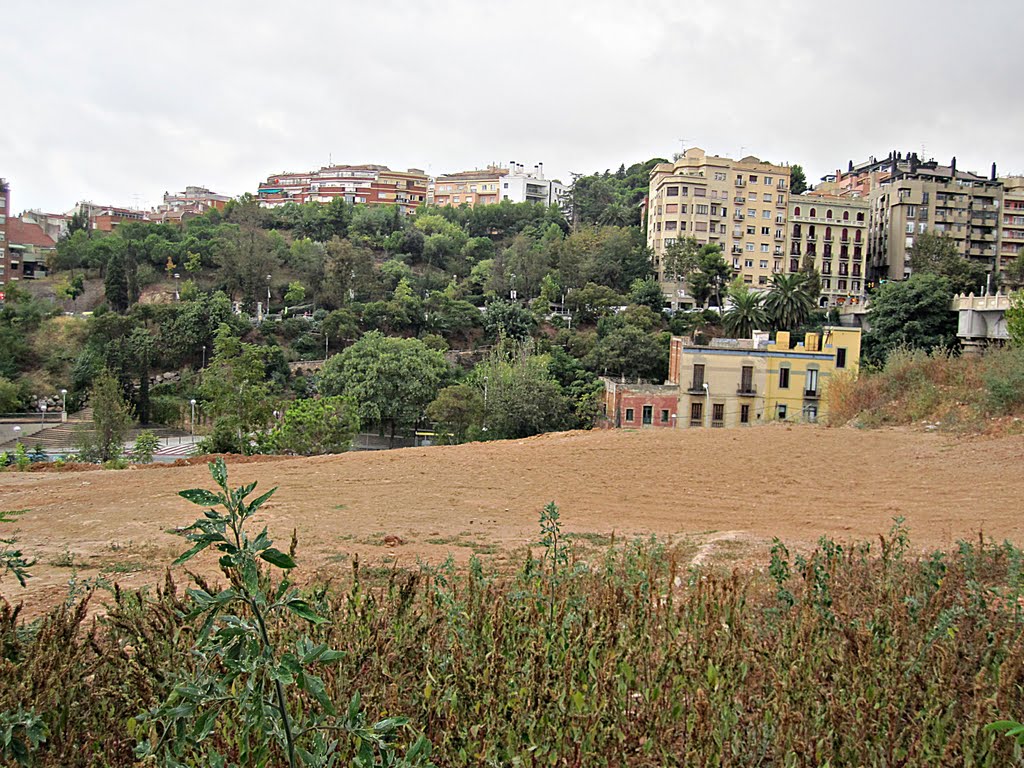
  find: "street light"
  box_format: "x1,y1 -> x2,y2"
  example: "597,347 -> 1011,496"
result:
39,401 -> 47,426
60,389 -> 67,423
174,272 -> 181,300
266,274 -> 272,315
190,399 -> 197,438
702,382 -> 710,428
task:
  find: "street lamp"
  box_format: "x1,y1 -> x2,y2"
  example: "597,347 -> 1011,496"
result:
202,345 -> 207,369
39,401 -> 47,426
174,272 -> 181,300
266,275 -> 272,315
702,382 -> 710,428
12,425 -> 21,449
60,389 -> 67,423
190,399 -> 197,438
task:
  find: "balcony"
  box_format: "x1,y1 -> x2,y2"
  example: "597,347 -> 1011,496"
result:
687,381 -> 706,394
732,245 -> 743,254
737,385 -> 756,396
806,234 -> 817,242
774,232 -> 785,241
735,196 -> 746,203
776,199 -> 787,208
804,390 -> 820,400
735,179 -> 745,187
734,212 -> 745,221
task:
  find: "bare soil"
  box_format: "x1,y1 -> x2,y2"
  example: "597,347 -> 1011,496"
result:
2,424 -> 1021,614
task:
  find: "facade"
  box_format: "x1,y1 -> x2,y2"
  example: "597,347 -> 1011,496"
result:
786,194 -> 870,307
667,328 -> 861,428
257,165 -> 428,215
19,210 -> 69,242
69,201 -> 148,232
602,380 -> 678,428
1001,177 -> 1024,270
150,186 -> 230,224
430,162 -> 567,209
647,148 -> 792,309
0,178 -> 8,287
6,218 -> 56,280
430,167 -> 507,207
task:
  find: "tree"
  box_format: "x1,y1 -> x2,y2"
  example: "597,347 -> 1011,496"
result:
764,272 -> 815,330
273,396 -> 360,455
909,231 -> 988,295
473,342 -> 572,440
590,326 -> 667,381
56,273 -> 85,307
199,324 -> 275,451
565,282 -> 623,325
628,278 -> 665,313
723,287 -> 768,339
284,281 -> 306,308
863,273 -> 958,364
318,332 -> 448,446
1005,291 -> 1024,347
0,377 -> 22,413
104,251 -> 129,313
790,165 -> 808,195
483,298 -> 536,341
77,370 -> 131,462
426,384 -> 484,443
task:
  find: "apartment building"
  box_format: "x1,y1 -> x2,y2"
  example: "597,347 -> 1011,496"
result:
431,162 -> 567,209
647,148 -> 791,309
19,210 -> 69,242
257,165 -> 428,215
68,201 -> 148,232
0,178 -> 8,287
786,194 -> 870,307
150,186 -> 231,224
7,219 -> 56,279
667,327 -> 861,428
1001,177 -> 1024,270
430,167 -> 506,207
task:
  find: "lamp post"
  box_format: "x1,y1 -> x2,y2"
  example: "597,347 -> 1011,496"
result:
60,389 -> 67,423
267,275 -> 272,316
39,401 -> 47,426
202,345 -> 207,369
190,399 -> 197,438
702,382 -> 710,428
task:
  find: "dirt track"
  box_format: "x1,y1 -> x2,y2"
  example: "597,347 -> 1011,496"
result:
1,424 -> 1021,612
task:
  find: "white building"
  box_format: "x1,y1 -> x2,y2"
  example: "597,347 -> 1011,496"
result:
499,162 -> 567,209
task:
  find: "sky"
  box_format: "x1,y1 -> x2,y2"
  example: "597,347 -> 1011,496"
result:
5,0 -> 1023,213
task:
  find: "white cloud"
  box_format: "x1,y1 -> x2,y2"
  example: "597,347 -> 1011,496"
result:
3,0 -> 1023,211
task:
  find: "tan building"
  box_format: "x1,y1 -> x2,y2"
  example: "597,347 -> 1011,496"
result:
667,327 -> 861,428
787,194 -> 870,307
430,167 -> 507,208
647,148 -> 791,308
1001,177 -> 1024,271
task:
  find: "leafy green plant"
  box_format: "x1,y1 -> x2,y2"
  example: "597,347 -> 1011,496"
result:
13,444 -> 29,473
130,430 -> 160,464
0,707 -> 48,767
0,510 -> 33,588
135,458 -> 432,767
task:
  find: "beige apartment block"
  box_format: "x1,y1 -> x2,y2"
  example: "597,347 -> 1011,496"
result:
430,167 -> 507,208
647,148 -> 791,309
1001,177 -> 1024,271
786,194 -> 870,307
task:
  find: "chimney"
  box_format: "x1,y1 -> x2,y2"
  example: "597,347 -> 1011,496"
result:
848,160 -> 853,172
910,153 -> 919,173
992,162 -> 997,181
950,156 -> 957,178
538,161 -> 544,179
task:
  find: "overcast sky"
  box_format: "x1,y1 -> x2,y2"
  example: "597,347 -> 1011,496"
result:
5,0 -> 1023,213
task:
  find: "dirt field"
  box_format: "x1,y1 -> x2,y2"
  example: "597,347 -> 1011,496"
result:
2,424 -> 1022,612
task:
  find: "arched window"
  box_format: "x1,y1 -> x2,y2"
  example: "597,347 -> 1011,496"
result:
810,208 -> 816,217
825,226 -> 832,240
856,212 -> 865,222
855,230 -> 862,243
827,209 -> 833,219
794,206 -> 801,216
842,228 -> 849,241
843,211 -> 850,220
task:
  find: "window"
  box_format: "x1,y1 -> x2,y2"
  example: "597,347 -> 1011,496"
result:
711,403 -> 724,425
764,176 -> 772,185
761,244 -> 770,252
660,409 -> 670,423
763,193 -> 773,203
843,211 -> 850,220
666,186 -> 679,196
810,208 -> 817,217
758,275 -> 767,285
665,203 -> 678,214
714,172 -> 727,181
794,206 -> 801,216
779,367 -> 790,388
763,211 -> 772,219
746,225 -> 756,235
694,187 -> 707,197
759,260 -> 768,268
836,348 -> 847,368
665,221 -> 677,231
740,404 -> 750,424
691,364 -> 705,389
748,208 -> 757,217
690,401 -> 703,426
777,404 -> 787,420
745,244 -> 754,252
777,194 -> 785,205
642,405 -> 653,425
761,226 -> 771,235
740,365 -> 754,393
695,222 -> 708,232
806,368 -> 819,396
745,259 -> 754,268
696,204 -> 709,214
806,404 -> 818,422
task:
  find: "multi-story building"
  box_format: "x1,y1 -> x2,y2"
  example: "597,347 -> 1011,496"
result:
667,327 -> 861,428
430,167 -> 506,207
646,148 -> 791,309
256,164 -> 428,215
786,194 -> 870,307
430,162 -> 567,209
150,186 -> 231,224
19,210 -> 70,242
1000,177 -> 1024,271
68,201 -> 148,232
0,178 -> 9,288
6,219 -> 56,279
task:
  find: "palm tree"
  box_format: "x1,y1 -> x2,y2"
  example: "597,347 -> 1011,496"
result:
723,287 -> 768,339
764,272 -> 815,330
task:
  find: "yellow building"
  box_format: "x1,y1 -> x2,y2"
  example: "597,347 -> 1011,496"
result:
647,147 -> 792,308
668,327 -> 861,428
430,167 -> 507,208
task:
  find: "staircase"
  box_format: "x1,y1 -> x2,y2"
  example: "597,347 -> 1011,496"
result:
0,409 -> 190,453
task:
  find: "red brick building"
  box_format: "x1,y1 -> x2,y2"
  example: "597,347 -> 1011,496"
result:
6,218 -> 56,279
257,164 -> 428,215
602,378 -> 679,428
0,178 -> 9,288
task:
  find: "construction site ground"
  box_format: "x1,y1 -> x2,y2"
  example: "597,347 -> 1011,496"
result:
1,424 -> 1021,615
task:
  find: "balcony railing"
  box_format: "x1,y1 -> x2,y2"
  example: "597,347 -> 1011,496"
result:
687,382 -> 706,394
737,385 -> 756,396
734,212 -> 745,220
804,390 -> 820,399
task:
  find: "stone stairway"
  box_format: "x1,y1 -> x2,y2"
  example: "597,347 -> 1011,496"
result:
0,410 -> 189,452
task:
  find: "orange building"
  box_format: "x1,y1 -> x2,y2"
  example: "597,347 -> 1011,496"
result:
257,164 -> 428,215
